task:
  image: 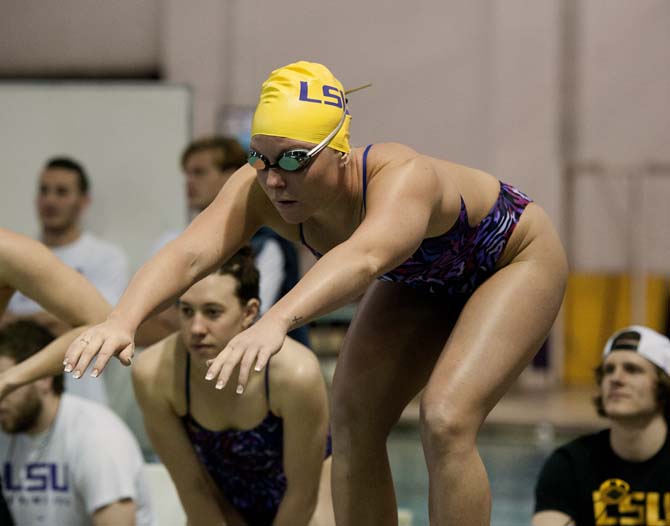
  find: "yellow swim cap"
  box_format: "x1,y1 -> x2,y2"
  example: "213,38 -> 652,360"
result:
251,61 -> 351,153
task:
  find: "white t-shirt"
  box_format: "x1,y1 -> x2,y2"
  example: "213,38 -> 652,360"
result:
255,237 -> 284,315
8,231 -> 129,312
7,232 -> 129,405
0,394 -> 154,526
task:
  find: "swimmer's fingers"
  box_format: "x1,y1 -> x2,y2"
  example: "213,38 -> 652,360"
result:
254,347 -> 273,374
63,329 -> 97,373
206,345 -> 246,391
117,343 -> 135,366
90,340 -> 135,377
68,332 -> 104,378
237,347 -> 263,394
64,320 -> 136,378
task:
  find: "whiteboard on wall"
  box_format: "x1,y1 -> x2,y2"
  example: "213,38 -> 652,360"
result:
0,82 -> 191,272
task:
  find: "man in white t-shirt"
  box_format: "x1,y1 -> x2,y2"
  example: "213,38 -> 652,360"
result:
0,320 -> 154,526
5,157 -> 129,404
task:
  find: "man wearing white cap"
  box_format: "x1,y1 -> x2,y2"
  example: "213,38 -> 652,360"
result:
533,325 -> 670,526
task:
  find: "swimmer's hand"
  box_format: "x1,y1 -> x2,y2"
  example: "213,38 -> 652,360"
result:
63,319 -> 135,378
204,315 -> 287,394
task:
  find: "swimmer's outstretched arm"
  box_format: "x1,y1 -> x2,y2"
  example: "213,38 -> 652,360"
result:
64,168 -> 264,377
0,230 -> 113,397
206,154 -> 443,391
0,325 -> 91,399
0,228 -> 110,324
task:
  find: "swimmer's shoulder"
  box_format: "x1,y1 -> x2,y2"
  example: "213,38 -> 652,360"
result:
356,142 -> 445,202
133,332 -> 180,404
267,337 -> 325,413
356,142 -> 420,169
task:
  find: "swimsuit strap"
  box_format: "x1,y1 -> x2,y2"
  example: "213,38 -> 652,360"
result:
264,359 -> 272,406
299,223 -> 321,257
361,144 -> 374,215
300,143 -> 374,252
184,351 -> 192,413
299,222 -> 309,248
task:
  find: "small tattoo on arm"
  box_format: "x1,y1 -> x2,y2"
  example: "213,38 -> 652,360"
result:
291,316 -> 303,327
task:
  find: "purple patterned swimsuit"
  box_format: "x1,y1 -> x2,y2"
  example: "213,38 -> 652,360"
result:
300,144 -> 533,297
182,355 -> 332,525
181,354 -> 285,525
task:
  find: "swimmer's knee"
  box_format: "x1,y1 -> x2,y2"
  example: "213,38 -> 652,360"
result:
419,394 -> 481,452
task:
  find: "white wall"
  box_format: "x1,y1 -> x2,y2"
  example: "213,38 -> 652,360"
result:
0,83 -> 191,271
0,0 -> 161,75
571,0 -> 670,271
0,0 -> 669,272
577,0 -> 670,163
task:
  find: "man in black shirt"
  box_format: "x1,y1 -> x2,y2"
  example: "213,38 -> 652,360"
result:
533,325 -> 670,526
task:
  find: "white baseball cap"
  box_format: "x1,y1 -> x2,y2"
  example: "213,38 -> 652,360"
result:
603,325 -> 670,375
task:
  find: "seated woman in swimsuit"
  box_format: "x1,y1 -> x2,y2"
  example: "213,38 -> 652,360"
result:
66,61 -> 568,525
132,247 -> 334,526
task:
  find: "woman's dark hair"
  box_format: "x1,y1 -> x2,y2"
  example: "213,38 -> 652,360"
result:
593,361 -> 670,422
0,320 -> 64,394
217,246 -> 260,305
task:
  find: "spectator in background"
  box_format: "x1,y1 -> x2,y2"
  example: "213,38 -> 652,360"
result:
0,227 -> 156,455
0,320 -> 154,526
533,326 -> 670,526
149,136 -> 309,346
6,156 -> 129,336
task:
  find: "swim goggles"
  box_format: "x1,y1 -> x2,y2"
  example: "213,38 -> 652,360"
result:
247,100 -> 348,172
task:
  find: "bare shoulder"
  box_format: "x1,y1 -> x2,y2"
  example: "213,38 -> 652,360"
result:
269,338 -> 325,394
361,143 -> 442,208
267,339 -> 328,419
361,142 -> 420,168
363,142 -> 436,180
132,333 -> 178,397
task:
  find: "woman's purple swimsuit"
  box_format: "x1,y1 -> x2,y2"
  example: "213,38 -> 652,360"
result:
300,144 -> 533,297
181,354 -> 285,525
182,355 -> 332,525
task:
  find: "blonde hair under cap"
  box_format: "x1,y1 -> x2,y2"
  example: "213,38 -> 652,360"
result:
251,61 -> 351,153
